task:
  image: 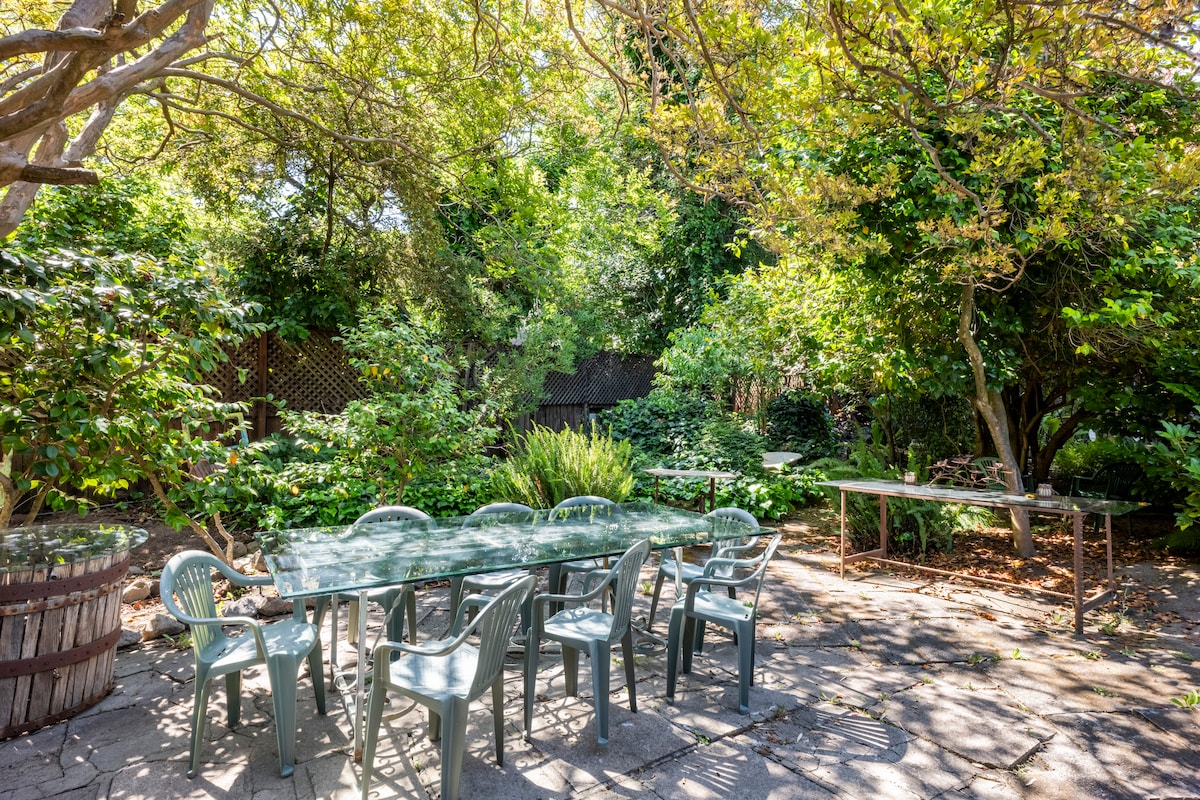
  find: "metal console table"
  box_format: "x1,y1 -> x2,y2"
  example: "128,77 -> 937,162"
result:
819,479 -> 1142,633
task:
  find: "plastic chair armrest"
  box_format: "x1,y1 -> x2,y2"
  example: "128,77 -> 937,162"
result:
701,555 -> 759,578
449,594 -> 492,636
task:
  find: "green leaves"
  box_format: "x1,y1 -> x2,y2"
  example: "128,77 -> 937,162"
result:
0,241 -> 260,528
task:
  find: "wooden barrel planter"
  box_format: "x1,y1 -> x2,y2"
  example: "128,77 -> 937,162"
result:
0,524 -> 147,739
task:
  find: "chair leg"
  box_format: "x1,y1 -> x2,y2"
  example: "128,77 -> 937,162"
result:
188,675 -> 212,779
524,634 -> 540,739
665,610 -> 684,705
681,617 -> 698,674
563,645 -> 580,697
646,570 -> 668,631
429,708 -> 442,742
620,631 -> 638,714
348,598 -> 361,646
307,640 -> 327,715
491,676 -> 505,766
736,621 -> 754,714
548,564 -> 565,614
589,641 -> 611,744
405,590 -> 418,643
224,671 -> 242,727
360,673 -> 388,800
449,576 -> 465,622
440,699 -> 469,800
267,655 -> 301,777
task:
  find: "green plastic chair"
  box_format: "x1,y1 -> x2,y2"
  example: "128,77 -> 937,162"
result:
160,550 -> 326,778
525,538 -> 651,744
448,503 -> 536,631
646,506 -> 761,630
347,505 -> 427,645
314,505 -> 426,655
665,533 -> 782,713
360,573 -> 536,800
546,496 -> 618,600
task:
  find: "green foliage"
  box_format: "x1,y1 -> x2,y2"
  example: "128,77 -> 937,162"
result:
714,467 -> 827,521
812,441 -> 993,558
598,390 -> 715,457
1171,689 -> 1200,710
764,391 -> 836,462
223,187 -> 389,338
603,388 -> 822,520
262,309 -> 495,523
1053,436 -> 1140,482
11,177 -> 197,259
655,324 -> 756,409
669,415 -> 766,475
489,424 -> 634,508
0,246 -> 260,532
1145,404 -> 1200,541
871,392 -> 976,465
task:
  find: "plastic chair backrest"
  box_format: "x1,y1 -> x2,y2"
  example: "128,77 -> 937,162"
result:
467,502 -> 534,520
738,533 -> 782,611
466,574 -> 537,698
354,505 -> 431,524
160,551 -> 228,658
707,506 -> 760,555
703,533 -> 782,610
607,539 -> 651,639
553,495 -> 615,510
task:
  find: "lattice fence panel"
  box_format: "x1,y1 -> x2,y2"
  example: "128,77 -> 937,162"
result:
265,331 -> 363,413
208,336 -> 261,405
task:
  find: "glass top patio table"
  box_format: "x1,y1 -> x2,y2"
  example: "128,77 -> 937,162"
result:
255,501 -> 761,599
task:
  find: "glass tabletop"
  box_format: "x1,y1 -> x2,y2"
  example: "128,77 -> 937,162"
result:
819,479 -> 1144,516
0,524 -> 148,574
255,501 -> 762,598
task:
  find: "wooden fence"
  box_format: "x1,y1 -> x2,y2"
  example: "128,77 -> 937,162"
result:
208,331 -> 364,440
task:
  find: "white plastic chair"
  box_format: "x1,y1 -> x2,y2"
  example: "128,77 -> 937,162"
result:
337,505 -> 428,647
646,506 -> 761,629
448,502 -> 536,632
547,496 -> 617,610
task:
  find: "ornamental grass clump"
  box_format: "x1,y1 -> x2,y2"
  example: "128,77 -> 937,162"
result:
491,424 -> 634,508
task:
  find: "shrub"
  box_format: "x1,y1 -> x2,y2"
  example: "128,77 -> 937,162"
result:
222,310 -> 496,529
598,390 -> 714,457
1145,412 -> 1200,551
0,247 -> 260,560
605,387 -> 825,520
490,424 -> 634,508
764,391 -> 835,461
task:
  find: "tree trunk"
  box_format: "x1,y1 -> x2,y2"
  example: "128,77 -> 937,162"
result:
0,469 -> 15,531
957,285 -> 1036,557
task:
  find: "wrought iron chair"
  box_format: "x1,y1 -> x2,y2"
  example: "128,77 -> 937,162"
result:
646,506 -> 760,629
160,550 -> 326,778
665,533 -> 783,713
361,574 -> 536,800
524,538 -> 650,744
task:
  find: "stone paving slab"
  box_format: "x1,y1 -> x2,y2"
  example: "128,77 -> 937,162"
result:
2,529 -> 1198,800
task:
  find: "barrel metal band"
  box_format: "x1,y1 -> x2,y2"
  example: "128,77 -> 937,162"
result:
0,578 -> 125,617
0,557 -> 131,603
0,626 -> 123,679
